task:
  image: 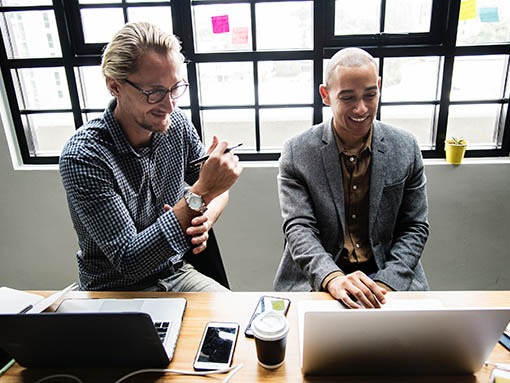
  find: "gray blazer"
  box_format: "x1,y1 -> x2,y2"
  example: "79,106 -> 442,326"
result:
274,119 -> 430,292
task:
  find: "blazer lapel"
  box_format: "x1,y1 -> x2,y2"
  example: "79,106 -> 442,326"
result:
321,121 -> 346,231
369,122 -> 387,234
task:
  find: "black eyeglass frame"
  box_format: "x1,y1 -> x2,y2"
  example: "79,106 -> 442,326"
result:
123,78 -> 189,104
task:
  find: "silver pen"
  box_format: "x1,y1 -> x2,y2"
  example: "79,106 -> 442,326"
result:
189,143 -> 243,167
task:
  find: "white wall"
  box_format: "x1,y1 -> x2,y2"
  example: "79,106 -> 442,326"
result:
1,118 -> 509,291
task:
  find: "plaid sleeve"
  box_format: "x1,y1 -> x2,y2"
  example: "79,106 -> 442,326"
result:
60,148 -> 190,281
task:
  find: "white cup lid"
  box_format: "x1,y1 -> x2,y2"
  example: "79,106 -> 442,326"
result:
251,310 -> 289,341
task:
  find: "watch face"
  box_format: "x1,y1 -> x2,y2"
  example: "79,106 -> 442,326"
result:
186,192 -> 205,212
189,195 -> 202,209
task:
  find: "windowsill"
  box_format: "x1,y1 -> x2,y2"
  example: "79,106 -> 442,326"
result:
9,156 -> 510,171
12,163 -> 60,171
424,157 -> 510,166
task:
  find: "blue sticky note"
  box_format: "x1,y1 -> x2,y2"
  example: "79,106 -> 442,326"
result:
479,7 -> 499,23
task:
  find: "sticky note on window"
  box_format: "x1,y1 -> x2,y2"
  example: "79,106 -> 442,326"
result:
232,27 -> 248,44
211,15 -> 229,34
479,7 -> 499,23
459,0 -> 476,21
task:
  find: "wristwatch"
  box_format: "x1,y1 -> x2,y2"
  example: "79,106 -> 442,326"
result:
184,191 -> 208,214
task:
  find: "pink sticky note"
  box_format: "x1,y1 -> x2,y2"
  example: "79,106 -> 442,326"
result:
211,15 -> 229,34
232,27 -> 248,44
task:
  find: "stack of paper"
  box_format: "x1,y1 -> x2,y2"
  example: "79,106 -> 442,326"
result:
0,283 -> 77,314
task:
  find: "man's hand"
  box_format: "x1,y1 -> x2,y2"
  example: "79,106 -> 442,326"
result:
164,204 -> 210,254
186,214 -> 210,254
192,138 -> 242,203
327,271 -> 387,309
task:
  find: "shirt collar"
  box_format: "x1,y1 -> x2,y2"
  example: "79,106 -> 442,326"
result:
332,124 -> 373,157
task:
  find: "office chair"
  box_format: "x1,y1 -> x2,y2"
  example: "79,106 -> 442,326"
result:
184,228 -> 230,289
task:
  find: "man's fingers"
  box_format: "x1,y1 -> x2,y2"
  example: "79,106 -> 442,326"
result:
340,293 -> 362,309
191,231 -> 209,245
192,241 -> 207,254
359,275 -> 387,305
347,286 -> 379,309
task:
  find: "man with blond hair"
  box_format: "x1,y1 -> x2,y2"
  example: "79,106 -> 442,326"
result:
60,22 -> 242,291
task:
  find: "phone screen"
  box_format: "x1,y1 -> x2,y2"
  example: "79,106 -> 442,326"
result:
194,322 -> 239,370
244,295 -> 291,338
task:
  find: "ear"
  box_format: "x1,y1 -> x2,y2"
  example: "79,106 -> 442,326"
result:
319,84 -> 331,106
106,77 -> 121,96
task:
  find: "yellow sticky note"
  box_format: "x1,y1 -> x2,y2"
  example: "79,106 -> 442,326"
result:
459,0 -> 477,21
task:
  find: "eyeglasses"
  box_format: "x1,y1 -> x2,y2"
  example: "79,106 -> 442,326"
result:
124,78 -> 189,104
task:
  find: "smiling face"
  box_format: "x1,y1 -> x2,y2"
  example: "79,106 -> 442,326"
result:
108,50 -> 184,147
320,63 -> 380,147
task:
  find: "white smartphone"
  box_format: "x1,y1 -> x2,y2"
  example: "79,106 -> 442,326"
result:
193,321 -> 239,371
244,295 -> 291,338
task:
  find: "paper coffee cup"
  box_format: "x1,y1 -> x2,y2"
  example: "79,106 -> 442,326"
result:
251,310 -> 289,369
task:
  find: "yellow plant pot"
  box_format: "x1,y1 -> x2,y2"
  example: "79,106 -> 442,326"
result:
445,142 -> 467,164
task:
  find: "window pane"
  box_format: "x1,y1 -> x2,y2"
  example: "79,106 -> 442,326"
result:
323,107 -> 332,123
75,66 -> 111,109
12,68 -> 71,110
82,112 -> 103,123
0,0 -> 50,4
0,11 -> 61,59
450,55 -> 508,101
447,104 -> 501,148
197,62 -> 254,106
385,0 -> 432,33
22,113 -> 75,156
379,105 -> 436,148
201,109 -> 255,150
335,0 -> 380,35
79,0 -> 121,3
181,108 -> 192,122
176,65 -> 190,108
260,108 -> 312,150
381,57 -> 441,102
507,64 -> 510,98
192,4 -> 251,53
127,6 -> 173,35
81,8 -> 124,44
256,1 -> 313,51
258,60 -> 313,105
457,0 -> 510,45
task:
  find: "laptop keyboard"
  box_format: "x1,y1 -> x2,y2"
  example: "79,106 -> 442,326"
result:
154,321 -> 170,343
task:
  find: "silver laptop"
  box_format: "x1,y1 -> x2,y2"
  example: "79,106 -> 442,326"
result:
298,300 -> 510,376
56,297 -> 186,363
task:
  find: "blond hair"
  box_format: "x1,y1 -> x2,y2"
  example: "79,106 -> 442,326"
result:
101,21 -> 184,80
324,47 -> 378,87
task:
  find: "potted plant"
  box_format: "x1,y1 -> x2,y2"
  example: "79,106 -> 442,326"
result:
445,136 -> 467,164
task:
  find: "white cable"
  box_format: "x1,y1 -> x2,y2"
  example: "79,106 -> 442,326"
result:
223,363 -> 244,383
34,374 -> 83,383
112,363 -> 244,383
485,361 -> 510,372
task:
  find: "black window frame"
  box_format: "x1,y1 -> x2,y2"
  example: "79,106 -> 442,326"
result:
0,0 -> 508,165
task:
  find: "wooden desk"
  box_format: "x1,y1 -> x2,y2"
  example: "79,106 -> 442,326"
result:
1,291 -> 509,382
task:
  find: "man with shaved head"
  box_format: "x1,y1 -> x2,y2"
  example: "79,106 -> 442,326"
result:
274,48 -> 430,308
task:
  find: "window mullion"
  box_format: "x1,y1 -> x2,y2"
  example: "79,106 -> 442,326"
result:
54,0 -> 83,132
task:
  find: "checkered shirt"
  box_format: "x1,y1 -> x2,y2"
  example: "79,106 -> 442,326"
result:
59,100 -> 205,290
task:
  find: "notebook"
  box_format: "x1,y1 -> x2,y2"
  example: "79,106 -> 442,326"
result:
298,299 -> 510,376
0,297 -> 186,368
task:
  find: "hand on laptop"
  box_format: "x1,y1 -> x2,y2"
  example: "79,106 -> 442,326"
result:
326,271 -> 387,309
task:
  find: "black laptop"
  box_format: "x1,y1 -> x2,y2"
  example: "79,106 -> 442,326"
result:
0,297 -> 187,368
